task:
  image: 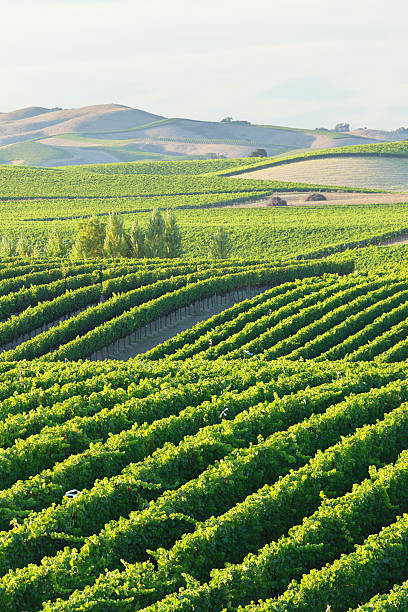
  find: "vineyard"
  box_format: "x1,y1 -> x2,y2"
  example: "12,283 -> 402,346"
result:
0,163 -> 367,200
0,254 -> 405,610
0,258 -> 348,362
1,157 -> 382,253
4,156 -> 408,262
3,142 -> 408,610
142,269 -> 408,363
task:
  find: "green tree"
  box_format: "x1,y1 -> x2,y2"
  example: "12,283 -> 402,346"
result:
248,148 -> 267,157
46,228 -> 64,257
31,242 -> 42,258
164,210 -> 182,258
0,235 -> 14,257
69,236 -> 85,261
74,215 -> 106,258
15,234 -> 31,258
145,208 -> 166,258
210,226 -> 232,259
129,220 -> 145,258
103,212 -> 126,258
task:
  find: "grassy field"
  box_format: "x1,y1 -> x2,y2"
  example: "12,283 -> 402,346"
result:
220,139 -> 408,176
0,141 -> 73,165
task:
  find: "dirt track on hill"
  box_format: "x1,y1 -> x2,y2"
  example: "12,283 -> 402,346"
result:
223,192 -> 408,208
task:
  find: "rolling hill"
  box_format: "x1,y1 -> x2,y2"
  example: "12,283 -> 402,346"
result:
0,103 -> 405,166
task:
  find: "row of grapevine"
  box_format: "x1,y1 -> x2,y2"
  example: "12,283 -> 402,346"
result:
149,446 -> 408,612
0,266 -> 247,359
0,358 -> 326,517
0,262 -> 256,347
145,277 -> 334,361
0,259 -> 350,360
3,366 -> 408,610
144,272 -> 408,363
0,368 -> 352,573
213,277 -> 399,359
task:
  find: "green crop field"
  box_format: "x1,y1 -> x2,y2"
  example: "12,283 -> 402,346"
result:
1,156 -> 391,258
1,256 -> 408,610
0,258 -> 344,361
5,201 -> 408,259
2,149 -> 408,610
328,243 -> 408,271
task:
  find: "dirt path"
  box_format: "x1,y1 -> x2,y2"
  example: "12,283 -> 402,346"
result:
380,234 -> 408,246
222,191 -> 408,208
110,290 -> 263,361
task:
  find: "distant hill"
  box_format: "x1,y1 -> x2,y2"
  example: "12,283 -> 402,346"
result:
0,106 -> 59,122
0,103 -> 404,166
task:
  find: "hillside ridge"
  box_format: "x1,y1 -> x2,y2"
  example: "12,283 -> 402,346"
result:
1,103 -> 405,166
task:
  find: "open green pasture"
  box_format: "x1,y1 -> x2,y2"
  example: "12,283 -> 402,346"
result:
0,141 -> 72,165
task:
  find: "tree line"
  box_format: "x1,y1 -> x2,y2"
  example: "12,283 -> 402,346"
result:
0,209 -> 233,260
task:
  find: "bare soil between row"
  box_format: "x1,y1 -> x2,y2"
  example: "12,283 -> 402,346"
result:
222,191 -> 408,208
110,291 -> 261,361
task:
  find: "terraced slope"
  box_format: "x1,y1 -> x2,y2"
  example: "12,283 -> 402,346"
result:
0,358 -> 408,611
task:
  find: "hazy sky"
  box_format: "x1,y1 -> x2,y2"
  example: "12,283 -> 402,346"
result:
1,0 -> 407,129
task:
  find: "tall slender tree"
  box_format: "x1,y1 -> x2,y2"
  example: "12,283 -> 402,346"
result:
164,210 -> 182,258
210,226 -> 232,259
103,212 -> 125,257
145,208 -> 166,258
46,228 -> 64,257
75,216 -> 106,258
129,220 -> 145,258
15,234 -> 31,258
0,235 -> 14,257
69,236 -> 85,261
31,242 -> 42,258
